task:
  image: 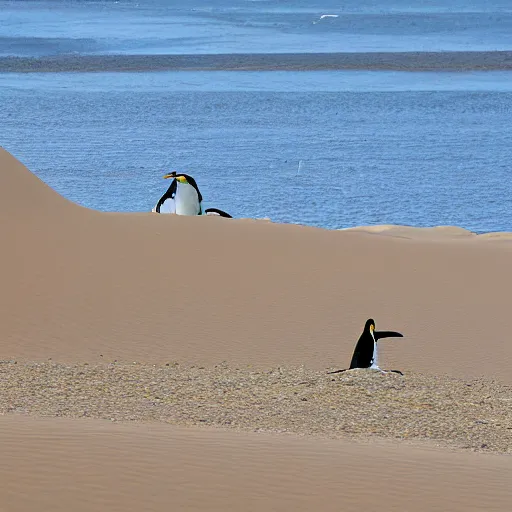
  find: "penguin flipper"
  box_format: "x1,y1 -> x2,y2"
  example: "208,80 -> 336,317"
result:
204,208 -> 232,218
155,197 -> 176,214
374,331 -> 403,340
154,179 -> 177,214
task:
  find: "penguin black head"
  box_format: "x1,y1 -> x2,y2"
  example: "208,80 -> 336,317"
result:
162,171 -> 203,202
364,318 -> 376,333
366,318 -> 403,342
163,171 -> 190,185
163,170 -> 178,180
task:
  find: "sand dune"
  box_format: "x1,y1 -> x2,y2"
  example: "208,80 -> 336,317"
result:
2,147 -> 512,382
1,415 -> 511,512
2,147 -> 512,510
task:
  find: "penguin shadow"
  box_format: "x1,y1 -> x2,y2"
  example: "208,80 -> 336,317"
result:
328,368 -> 404,376
328,318 -> 404,376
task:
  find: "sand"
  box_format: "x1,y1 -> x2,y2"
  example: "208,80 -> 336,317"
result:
1,361 -> 511,453
1,415 -> 511,512
1,147 -> 511,510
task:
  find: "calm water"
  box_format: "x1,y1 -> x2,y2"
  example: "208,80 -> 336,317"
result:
1,0 -> 512,232
2,0 -> 512,55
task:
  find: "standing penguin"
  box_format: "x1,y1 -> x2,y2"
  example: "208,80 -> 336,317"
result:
153,171 -> 232,217
329,318 -> 404,375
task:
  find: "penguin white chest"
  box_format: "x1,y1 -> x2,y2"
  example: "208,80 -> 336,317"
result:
370,332 -> 379,369
175,182 -> 201,215
370,342 -> 379,368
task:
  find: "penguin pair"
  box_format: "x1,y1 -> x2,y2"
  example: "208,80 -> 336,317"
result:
330,318 -> 404,375
153,171 -> 232,218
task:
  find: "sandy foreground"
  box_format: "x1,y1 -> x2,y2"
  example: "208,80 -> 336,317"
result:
1,415 -> 510,512
1,147 -> 512,510
1,415 -> 511,512
1,361 -> 511,453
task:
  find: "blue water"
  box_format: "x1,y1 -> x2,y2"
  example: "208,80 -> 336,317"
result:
1,0 -> 512,232
2,0 -> 512,55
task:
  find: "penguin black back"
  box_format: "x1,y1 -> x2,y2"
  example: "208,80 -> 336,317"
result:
349,318 -> 377,369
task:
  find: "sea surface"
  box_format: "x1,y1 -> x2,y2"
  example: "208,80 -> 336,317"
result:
1,0 -> 512,232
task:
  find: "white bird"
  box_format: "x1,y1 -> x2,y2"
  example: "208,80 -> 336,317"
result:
313,14 -> 339,24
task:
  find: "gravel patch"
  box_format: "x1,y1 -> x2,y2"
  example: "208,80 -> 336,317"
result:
1,360 -> 511,453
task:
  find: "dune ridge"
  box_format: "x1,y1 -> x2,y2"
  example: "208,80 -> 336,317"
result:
2,147 -> 512,381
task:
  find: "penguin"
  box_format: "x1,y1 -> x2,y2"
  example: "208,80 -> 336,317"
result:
153,171 -> 232,218
329,318 -> 404,375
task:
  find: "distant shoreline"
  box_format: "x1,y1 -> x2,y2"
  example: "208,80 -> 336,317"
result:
1,51 -> 512,73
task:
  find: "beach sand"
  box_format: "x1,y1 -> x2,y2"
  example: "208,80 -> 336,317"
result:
2,415 -> 512,512
1,147 -> 511,510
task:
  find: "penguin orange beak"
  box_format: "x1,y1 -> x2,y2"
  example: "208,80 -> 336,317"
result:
163,172 -> 176,179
